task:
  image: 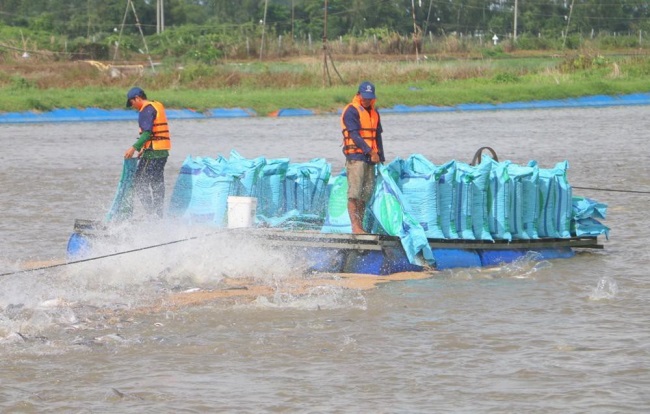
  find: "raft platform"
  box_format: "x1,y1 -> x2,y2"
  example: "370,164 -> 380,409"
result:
247,228 -> 602,274
67,219 -> 603,275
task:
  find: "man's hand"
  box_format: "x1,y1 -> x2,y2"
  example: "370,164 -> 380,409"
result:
369,150 -> 380,164
124,146 -> 138,159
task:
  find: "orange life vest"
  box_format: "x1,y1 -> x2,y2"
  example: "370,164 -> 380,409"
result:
340,95 -> 378,156
140,100 -> 171,151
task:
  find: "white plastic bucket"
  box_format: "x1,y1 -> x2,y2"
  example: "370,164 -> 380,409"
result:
227,196 -> 257,228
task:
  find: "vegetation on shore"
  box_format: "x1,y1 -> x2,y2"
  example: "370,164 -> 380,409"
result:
2,51 -> 650,116
2,0 -> 649,115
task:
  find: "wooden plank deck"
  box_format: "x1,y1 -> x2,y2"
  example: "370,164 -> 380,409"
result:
73,219 -> 603,252
229,227 -> 603,251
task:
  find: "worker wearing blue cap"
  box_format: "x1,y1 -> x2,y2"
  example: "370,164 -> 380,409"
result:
340,81 -> 385,234
124,87 -> 171,218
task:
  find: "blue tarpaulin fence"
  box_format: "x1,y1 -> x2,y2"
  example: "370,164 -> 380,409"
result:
3,93 -> 650,123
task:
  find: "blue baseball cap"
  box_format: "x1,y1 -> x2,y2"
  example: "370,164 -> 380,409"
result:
126,87 -> 146,107
358,81 -> 376,99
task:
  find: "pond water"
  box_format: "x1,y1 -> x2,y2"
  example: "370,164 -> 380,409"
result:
0,107 -> 648,412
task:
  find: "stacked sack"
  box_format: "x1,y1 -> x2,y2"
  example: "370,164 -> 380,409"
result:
167,150 -> 607,241
385,154 -> 603,241
168,150 -> 331,227
571,196 -> 609,239
321,165 -> 434,265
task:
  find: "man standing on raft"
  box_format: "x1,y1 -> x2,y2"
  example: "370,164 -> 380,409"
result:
340,81 -> 385,234
124,87 -> 171,219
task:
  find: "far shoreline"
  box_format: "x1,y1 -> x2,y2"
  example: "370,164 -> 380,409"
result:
2,92 -> 649,124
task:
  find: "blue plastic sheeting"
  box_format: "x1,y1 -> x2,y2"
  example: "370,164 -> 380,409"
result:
382,104 -> 455,114
275,108 -> 315,117
456,103 -> 499,111
497,101 -> 541,110
0,108 -> 136,123
3,93 -> 649,124
369,165 -> 435,266
384,93 -> 650,114
165,109 -> 205,119
563,95 -> 617,107
207,108 -> 255,118
0,111 -> 41,123
618,93 -> 650,105
0,107 -> 255,123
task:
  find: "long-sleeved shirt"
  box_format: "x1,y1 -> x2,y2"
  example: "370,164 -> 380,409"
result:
132,104 -> 169,159
341,103 -> 385,163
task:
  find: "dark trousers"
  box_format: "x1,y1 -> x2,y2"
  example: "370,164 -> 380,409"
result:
134,157 -> 167,218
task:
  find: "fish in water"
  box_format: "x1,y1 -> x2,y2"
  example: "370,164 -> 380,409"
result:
111,387 -> 143,400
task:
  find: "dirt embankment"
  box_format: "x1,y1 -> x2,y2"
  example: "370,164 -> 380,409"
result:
0,50 -> 566,89
0,60 -> 141,89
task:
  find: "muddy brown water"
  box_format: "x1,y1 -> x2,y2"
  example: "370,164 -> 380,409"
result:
0,107 -> 648,412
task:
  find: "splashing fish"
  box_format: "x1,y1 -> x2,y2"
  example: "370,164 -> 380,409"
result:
589,276 -> 618,300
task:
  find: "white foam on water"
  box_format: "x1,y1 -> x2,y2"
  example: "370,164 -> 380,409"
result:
589,276 -> 619,300
245,284 -> 368,311
66,220 -> 306,287
498,252 -> 553,279
0,220 -> 329,336
442,251 -> 553,281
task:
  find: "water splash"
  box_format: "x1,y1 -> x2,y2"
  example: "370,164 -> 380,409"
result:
443,251 -> 552,280
248,284 -> 368,311
0,222 -> 369,338
484,251 -> 550,279
589,276 -> 618,300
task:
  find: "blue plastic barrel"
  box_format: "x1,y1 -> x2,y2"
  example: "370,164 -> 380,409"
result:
479,247 -> 575,267
381,246 -> 423,274
478,249 -> 528,267
535,247 -> 575,260
431,249 -> 482,270
342,250 -> 385,275
66,233 -> 91,261
303,248 -> 345,273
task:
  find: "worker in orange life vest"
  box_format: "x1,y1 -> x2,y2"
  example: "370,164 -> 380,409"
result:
340,81 -> 385,234
124,87 -> 171,219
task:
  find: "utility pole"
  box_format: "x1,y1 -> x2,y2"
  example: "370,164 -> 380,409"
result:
322,0 -> 343,87
157,0 -> 165,34
323,0 -> 328,86
513,0 -> 518,41
87,0 -> 91,40
411,0 -> 420,62
114,0 -> 155,71
260,0 -> 268,60
563,0 -> 575,48
424,0 -> 434,35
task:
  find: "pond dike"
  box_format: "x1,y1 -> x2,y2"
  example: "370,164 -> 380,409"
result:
2,93 -> 650,124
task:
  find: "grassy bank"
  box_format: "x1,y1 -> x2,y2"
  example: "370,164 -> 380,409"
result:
1,53 -> 650,115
